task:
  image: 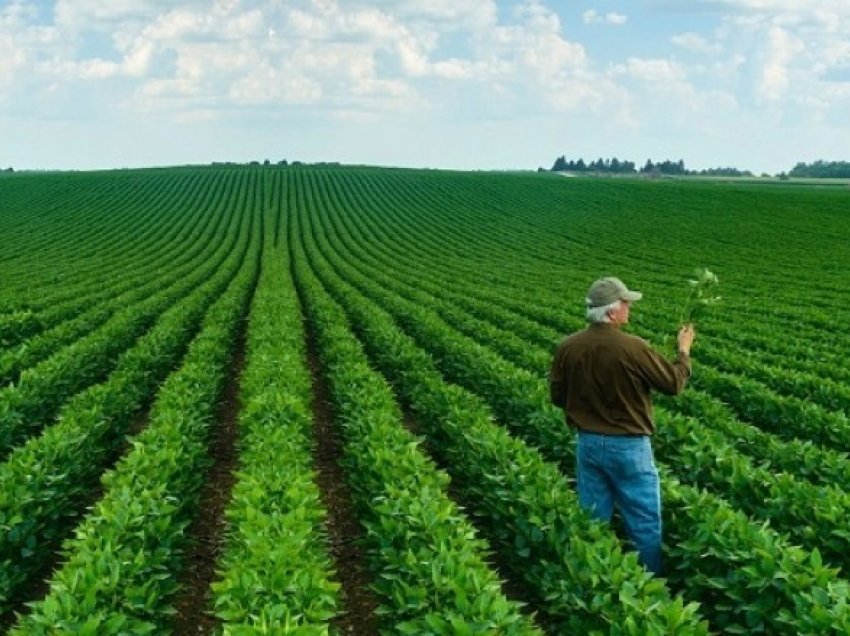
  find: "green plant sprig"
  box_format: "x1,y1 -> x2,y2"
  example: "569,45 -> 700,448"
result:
679,267 -> 721,325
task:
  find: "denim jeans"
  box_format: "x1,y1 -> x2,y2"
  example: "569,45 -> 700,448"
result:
576,430 -> 663,575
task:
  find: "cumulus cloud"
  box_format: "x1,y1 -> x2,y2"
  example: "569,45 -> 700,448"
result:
671,32 -> 721,55
1,0 -> 622,120
756,25 -> 805,101
425,0 -> 631,118
613,58 -> 688,84
582,10 -> 627,26
3,0 -> 850,172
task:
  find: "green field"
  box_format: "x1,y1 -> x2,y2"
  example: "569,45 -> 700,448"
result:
1,165 -> 849,633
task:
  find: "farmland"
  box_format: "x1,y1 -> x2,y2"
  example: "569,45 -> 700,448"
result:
1,164 -> 849,633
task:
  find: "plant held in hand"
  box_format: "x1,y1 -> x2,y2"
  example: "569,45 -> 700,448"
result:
680,267 -> 721,324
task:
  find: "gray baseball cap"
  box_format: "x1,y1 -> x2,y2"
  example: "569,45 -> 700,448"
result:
586,277 -> 643,308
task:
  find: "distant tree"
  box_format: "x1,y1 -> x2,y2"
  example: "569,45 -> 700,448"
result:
662,159 -> 685,175
695,166 -> 752,177
640,159 -> 655,174
788,160 -> 850,178
639,159 -> 687,175
548,155 -> 734,177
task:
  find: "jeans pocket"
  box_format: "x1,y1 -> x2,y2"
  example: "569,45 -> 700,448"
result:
610,439 -> 655,478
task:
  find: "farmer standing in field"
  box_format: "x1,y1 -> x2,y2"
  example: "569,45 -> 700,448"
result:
548,277 -> 695,576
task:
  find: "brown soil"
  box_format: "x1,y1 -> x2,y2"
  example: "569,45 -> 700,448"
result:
305,328 -> 381,634
170,324 -> 246,634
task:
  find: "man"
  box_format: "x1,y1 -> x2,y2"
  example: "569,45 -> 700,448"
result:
548,276 -> 695,576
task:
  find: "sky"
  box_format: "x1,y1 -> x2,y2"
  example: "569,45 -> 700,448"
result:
1,0 -> 849,174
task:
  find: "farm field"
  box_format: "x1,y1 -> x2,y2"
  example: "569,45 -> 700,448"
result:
1,164 -> 850,633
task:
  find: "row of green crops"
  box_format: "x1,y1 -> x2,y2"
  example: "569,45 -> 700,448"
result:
10,187 -> 261,633
209,204 -> 341,630
294,167 -> 850,633
0,193 -> 253,613
294,191 -> 708,634
291,186 -> 541,633
1,164 -> 849,633
306,187 -> 850,581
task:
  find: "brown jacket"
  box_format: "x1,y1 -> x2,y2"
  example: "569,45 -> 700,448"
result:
549,323 -> 691,436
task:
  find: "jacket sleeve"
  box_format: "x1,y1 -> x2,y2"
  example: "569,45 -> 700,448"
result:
630,341 -> 691,395
549,351 -> 567,407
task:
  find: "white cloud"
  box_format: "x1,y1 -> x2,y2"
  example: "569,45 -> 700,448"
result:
3,0 -> 849,173
228,62 -> 323,105
53,0 -> 168,33
613,58 -> 688,84
0,42 -> 27,87
671,32 -> 720,55
0,0 -> 603,121
286,8 -> 330,39
349,0 -> 498,30
757,26 -> 804,101
1,1 -> 37,27
582,10 -> 627,26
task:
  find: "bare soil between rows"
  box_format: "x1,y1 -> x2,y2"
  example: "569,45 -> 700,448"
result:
171,322 -> 247,634
305,326 -> 381,634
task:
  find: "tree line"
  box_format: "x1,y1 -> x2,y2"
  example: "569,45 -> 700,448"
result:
787,160 -> 850,179
548,156 -> 752,177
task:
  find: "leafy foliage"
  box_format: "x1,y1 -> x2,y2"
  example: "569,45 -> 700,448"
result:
679,268 -> 721,325
2,165 -> 850,634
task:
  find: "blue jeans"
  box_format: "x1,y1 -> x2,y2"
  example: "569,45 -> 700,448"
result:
576,431 -> 663,575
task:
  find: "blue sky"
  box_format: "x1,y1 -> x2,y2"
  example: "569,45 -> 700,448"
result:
2,0 -> 849,174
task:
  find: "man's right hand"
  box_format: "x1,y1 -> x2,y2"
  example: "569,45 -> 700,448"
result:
678,324 -> 695,355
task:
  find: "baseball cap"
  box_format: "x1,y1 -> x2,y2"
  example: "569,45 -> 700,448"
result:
586,277 -> 643,308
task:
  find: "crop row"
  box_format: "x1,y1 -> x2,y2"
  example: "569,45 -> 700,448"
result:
0,192 -> 254,615
0,174 -> 241,386
11,200 -> 261,633
290,195 -> 541,633
209,214 -> 341,631
0,178 -> 251,458
293,173 -> 709,634
304,169 -> 850,465
370,168 -> 846,326
1,170 -> 240,347
294,170 -> 850,633
2,172 -> 180,294
1,170 -> 211,297
319,168 -> 850,374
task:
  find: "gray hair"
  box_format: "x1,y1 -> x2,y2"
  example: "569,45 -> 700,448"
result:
586,299 -> 622,324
